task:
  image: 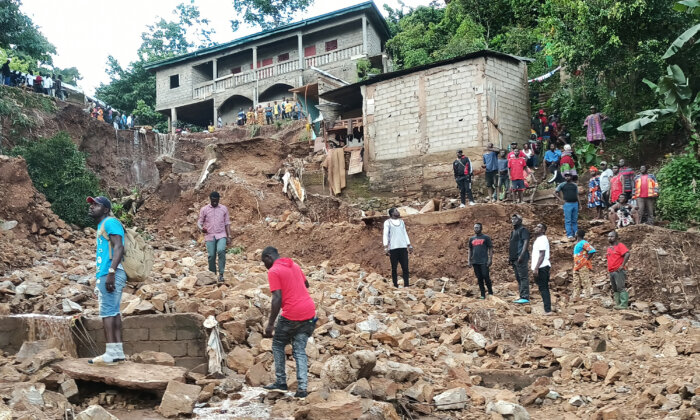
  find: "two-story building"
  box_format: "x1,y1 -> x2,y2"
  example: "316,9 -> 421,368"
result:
144,2 -> 390,130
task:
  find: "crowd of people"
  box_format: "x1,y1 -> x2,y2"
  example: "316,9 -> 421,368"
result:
2,59 -> 66,100
451,106 -> 659,241
236,98 -> 304,126
86,101 -> 137,130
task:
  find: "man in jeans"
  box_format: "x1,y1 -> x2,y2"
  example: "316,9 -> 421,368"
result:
262,246 -> 316,398
197,191 -> 231,282
606,231 -> 630,310
555,172 -> 580,240
468,223 -> 493,299
531,223 -> 552,315
509,214 -> 530,304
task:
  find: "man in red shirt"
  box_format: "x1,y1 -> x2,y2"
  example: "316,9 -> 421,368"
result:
609,165 -> 623,204
507,142 -> 526,160
606,231 -> 630,309
262,246 -> 316,398
508,155 -> 528,203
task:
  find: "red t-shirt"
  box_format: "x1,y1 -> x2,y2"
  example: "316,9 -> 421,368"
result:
610,175 -> 623,203
507,150 -> 526,160
508,157 -> 527,180
560,154 -> 575,167
267,258 -> 316,321
639,175 -> 649,197
606,242 -> 629,272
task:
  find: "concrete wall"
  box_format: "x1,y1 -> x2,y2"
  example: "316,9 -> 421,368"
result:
0,316 -> 28,354
483,56 -> 531,146
78,314 -> 207,369
366,23 -> 382,56
363,56 -> 529,192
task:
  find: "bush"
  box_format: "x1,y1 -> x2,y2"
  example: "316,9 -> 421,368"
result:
656,153 -> 700,229
11,132 -> 101,227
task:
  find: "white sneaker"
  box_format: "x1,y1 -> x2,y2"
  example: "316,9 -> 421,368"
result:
469,201 -> 476,206
459,204 -> 466,208
548,171 -> 558,183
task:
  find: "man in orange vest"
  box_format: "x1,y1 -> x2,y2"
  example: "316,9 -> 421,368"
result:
632,165 -> 659,225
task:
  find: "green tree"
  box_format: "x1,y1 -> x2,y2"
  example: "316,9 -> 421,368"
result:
53,67 -> 82,85
96,2 -> 214,125
0,0 -> 55,65
230,0 -> 313,31
10,132 -> 101,227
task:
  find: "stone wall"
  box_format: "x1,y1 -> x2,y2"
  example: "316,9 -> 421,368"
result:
362,55 -> 529,192
78,314 -> 207,370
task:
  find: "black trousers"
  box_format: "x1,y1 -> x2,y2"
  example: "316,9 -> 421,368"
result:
535,266 -> 551,313
456,176 -> 473,204
472,263 -> 493,297
511,260 -> 530,300
389,248 -> 409,287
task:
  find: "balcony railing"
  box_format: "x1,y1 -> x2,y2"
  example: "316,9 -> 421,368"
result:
191,44 -> 363,99
305,44 -> 363,68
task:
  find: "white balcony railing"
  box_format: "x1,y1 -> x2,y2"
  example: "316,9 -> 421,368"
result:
305,44 -> 363,68
191,44 -> 363,99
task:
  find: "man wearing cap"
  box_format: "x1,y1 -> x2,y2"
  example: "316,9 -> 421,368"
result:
507,142 -> 526,161
198,191 -> 231,282
509,214 -> 530,304
87,196 -> 127,365
453,150 -> 475,207
555,172 -> 580,240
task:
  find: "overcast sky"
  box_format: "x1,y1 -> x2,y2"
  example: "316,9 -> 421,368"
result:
20,0 -> 435,96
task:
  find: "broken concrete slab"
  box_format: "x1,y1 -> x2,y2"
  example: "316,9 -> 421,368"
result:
15,338 -> 62,363
55,359 -> 186,390
158,380 -> 201,418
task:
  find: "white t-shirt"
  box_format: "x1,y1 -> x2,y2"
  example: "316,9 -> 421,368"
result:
531,235 -> 551,270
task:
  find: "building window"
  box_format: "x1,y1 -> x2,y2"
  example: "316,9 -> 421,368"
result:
325,40 -> 338,52
278,53 -> 289,62
231,66 -> 241,74
169,74 -> 179,89
304,45 -> 316,57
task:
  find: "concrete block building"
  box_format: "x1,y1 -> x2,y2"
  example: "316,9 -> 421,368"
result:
144,2 -> 390,129
320,51 -> 532,192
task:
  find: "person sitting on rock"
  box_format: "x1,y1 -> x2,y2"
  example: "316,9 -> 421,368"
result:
261,246 -> 316,399
87,196 -> 127,365
608,194 -> 638,228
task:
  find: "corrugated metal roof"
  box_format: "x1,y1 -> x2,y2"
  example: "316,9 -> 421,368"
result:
144,2 -> 390,71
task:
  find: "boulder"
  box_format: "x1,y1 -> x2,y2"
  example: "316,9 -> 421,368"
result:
403,380 -> 434,403
345,378 -> 372,399
487,401 -> 530,420
60,378 -> 80,403
321,355 -> 357,389
297,393 -> 363,419
356,317 -> 387,333
177,276 -> 197,291
130,351 -> 175,366
461,327 -> 488,352
373,360 -> 423,383
245,362 -> 271,387
15,338 -> 62,363
18,348 -> 63,374
196,271 -> 218,286
227,347 -> 254,374
62,298 -> 83,314
158,380 -> 202,418
75,405 -> 118,420
16,281 -> 44,296
433,388 -> 467,410
222,320 -> 247,344
348,350 -> 376,379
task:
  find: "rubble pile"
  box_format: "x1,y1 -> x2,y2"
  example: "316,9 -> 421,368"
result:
1,237 -> 699,418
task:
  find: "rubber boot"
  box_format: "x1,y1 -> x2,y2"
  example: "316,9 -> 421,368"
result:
613,292 -> 620,308
616,291 -> 629,310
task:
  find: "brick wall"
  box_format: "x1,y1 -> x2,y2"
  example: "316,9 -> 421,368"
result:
78,314 -> 207,369
366,23 -> 382,56
363,56 -> 529,192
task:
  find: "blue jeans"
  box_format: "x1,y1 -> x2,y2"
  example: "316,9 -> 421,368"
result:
272,316 -> 315,391
205,238 -> 227,274
563,202 -> 579,237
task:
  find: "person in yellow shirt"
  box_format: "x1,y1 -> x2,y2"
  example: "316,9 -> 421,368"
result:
273,101 -> 280,120
247,107 -> 255,125
285,101 -> 293,119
